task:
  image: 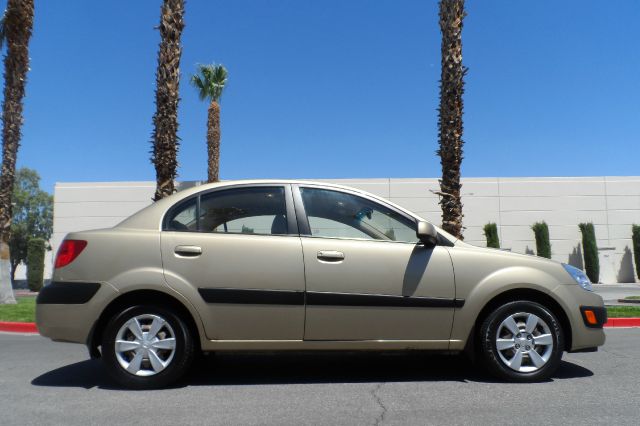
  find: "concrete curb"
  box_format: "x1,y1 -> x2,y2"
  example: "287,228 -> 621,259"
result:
1,318 -> 640,335
0,321 -> 38,334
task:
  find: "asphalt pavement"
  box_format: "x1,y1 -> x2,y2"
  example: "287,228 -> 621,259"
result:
1,329 -> 639,425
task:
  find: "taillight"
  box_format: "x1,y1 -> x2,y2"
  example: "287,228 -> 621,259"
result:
54,240 -> 87,269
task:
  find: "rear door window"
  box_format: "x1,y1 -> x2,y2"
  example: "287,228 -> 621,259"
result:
165,186 -> 289,235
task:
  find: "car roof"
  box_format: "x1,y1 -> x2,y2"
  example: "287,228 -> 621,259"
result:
159,179 -> 402,210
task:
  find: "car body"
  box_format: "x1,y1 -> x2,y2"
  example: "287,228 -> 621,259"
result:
36,180 -> 606,388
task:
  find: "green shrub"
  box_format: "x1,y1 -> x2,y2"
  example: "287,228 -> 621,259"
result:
26,238 -> 46,292
483,223 -> 500,249
531,221 -> 551,259
632,225 -> 640,280
578,223 -> 599,283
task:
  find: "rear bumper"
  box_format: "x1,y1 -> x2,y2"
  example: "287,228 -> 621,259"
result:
36,281 -> 117,344
37,282 -> 101,304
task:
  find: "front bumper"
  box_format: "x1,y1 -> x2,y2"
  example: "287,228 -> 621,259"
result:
553,284 -> 606,351
579,305 -> 608,328
36,281 -> 117,344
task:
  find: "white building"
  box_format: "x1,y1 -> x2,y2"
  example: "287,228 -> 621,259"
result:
38,176 -> 640,284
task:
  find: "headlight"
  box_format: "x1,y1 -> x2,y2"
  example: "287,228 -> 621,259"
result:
562,263 -> 592,291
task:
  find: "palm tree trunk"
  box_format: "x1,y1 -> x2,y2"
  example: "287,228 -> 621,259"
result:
436,0 -> 467,240
151,0 -> 185,201
0,0 -> 34,304
207,101 -> 221,183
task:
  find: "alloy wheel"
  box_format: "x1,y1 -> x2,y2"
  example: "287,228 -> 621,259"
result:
495,312 -> 554,373
114,314 -> 177,377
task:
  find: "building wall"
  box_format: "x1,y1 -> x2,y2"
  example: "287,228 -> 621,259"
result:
47,177 -> 640,283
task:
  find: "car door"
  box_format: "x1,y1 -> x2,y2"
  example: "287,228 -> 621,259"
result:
295,185 -> 456,342
161,184 -> 306,340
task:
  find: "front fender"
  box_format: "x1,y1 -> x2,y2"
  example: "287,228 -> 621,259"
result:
450,266 -> 559,350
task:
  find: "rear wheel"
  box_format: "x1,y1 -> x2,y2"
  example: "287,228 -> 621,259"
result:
101,305 -> 195,389
479,300 -> 564,382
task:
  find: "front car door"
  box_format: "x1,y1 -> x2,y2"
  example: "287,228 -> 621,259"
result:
294,185 -> 456,344
161,184 -> 305,340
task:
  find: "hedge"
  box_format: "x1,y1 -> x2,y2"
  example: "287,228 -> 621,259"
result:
578,223 -> 599,283
632,225 -> 640,280
531,221 -> 551,259
483,223 -> 500,249
27,238 -> 46,292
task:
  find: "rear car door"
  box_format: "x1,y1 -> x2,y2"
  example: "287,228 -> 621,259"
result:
161,184 -> 306,340
295,185 -> 456,343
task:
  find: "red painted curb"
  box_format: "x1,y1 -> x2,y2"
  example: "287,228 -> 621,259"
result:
604,318 -> 640,328
0,321 -> 38,334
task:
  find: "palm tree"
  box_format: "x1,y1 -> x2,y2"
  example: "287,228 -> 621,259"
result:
151,0 -> 185,201
0,0 -> 35,304
436,0 -> 467,239
190,64 -> 228,183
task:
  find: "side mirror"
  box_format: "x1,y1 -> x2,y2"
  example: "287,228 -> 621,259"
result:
416,221 -> 438,246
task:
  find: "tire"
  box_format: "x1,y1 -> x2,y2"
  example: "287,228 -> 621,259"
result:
479,300 -> 564,382
101,305 -> 195,389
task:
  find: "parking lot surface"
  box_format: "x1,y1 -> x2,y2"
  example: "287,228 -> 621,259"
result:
0,329 -> 638,425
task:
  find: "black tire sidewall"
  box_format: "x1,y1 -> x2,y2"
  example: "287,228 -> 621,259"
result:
102,305 -> 194,389
480,301 -> 564,382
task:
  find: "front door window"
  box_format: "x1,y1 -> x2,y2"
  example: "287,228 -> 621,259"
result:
299,187 -> 418,243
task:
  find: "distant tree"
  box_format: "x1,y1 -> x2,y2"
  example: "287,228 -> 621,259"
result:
436,0 -> 467,239
384,229 -> 396,240
26,237 -> 45,292
0,0 -> 35,304
9,168 -> 53,283
191,64 -> 228,183
632,225 -> 640,280
531,221 -> 552,259
483,223 -> 500,248
579,223 -> 599,283
151,0 -> 185,201
241,224 -> 254,234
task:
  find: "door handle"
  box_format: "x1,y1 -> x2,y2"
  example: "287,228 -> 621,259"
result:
317,250 -> 345,262
174,245 -> 202,257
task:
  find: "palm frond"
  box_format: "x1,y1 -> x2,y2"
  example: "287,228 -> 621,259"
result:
191,63 -> 228,102
190,73 -> 207,101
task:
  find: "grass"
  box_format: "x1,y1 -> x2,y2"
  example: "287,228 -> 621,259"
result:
606,306 -> 640,318
0,296 -> 35,322
0,295 -> 639,324
623,296 -> 640,300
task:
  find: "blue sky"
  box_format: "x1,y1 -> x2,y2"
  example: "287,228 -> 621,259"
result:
6,0 -> 639,193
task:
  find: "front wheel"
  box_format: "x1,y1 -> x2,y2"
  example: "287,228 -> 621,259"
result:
101,305 -> 195,389
479,301 -> 564,382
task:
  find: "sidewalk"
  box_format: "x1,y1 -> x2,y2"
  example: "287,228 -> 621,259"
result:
593,283 -> 640,306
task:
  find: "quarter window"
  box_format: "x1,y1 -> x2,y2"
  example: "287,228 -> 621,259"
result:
299,187 -> 418,243
165,198 -> 197,231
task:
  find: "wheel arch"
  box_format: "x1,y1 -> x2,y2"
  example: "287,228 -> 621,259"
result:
87,289 -> 203,358
468,288 -> 572,355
